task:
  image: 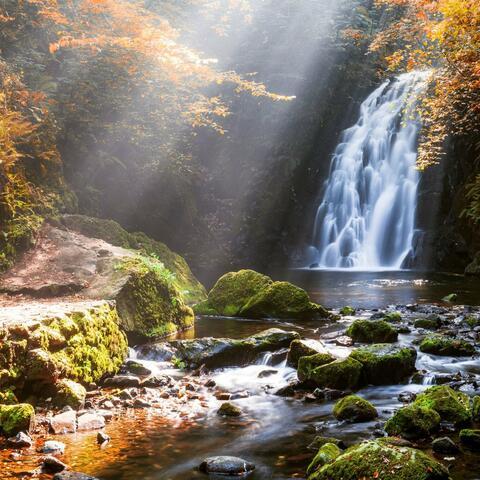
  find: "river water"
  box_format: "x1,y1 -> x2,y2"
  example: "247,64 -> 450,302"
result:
5,271 -> 479,480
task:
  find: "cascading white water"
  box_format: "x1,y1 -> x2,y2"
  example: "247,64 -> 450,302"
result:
310,71 -> 429,270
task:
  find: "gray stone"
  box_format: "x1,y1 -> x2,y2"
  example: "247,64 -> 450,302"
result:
199,456 -> 255,475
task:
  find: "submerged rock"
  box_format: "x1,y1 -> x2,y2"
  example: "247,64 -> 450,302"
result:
345,320 -> 398,344
349,344 -> 417,385
306,440 -> 450,480
333,395 -> 378,423
194,269 -> 331,320
0,403 -> 35,435
419,335 -> 475,356
199,456 -> 255,475
385,404 -> 441,439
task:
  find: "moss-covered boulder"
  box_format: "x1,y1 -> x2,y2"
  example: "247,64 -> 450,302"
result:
472,396 -> 480,421
53,379 -> 86,409
307,440 -> 450,480
385,405 -> 441,439
414,318 -> 441,330
459,429 -> 480,450
333,395 -> 378,422
299,357 -> 362,391
287,339 -> 330,368
307,443 -> 342,476
60,215 -> 206,303
0,403 -> 35,435
419,335 -> 475,356
382,312 -> 403,323
345,320 -> 398,344
413,386 -> 471,425
297,352 -> 337,382
349,344 -> 417,385
339,306 -> 356,316
194,270 -> 331,320
308,436 -> 345,451
0,389 -> 18,405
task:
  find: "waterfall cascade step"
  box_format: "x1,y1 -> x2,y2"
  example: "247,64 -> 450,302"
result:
309,71 -> 430,270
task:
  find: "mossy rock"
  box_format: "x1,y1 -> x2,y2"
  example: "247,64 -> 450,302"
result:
307,443 -> 342,476
459,429 -> 480,450
217,402 -> 242,417
240,281 -> 330,320
300,357 -> 362,391
383,312 -> 403,323
307,440 -> 450,480
345,320 -> 398,344
339,306 -> 356,316
419,335 -> 475,356
349,344 -> 417,385
287,339 -> 329,368
0,403 -> 35,435
297,352 -> 337,382
308,436 -> 345,451
60,215 -> 206,304
385,405 -> 441,439
413,386 -> 471,425
414,318 -> 441,330
333,395 -> 378,422
53,379 -> 86,409
472,396 -> 480,421
0,389 -> 18,405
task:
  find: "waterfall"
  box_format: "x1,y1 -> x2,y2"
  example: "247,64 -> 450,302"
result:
309,71 -> 429,270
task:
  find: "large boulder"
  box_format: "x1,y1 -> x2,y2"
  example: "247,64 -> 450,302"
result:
419,335 -> 475,356
0,222 -> 196,339
349,344 -> 417,385
413,386 -> 471,425
345,320 -> 398,344
194,270 -> 331,320
299,357 -> 363,391
288,339 -> 331,368
384,404 -> 441,439
0,403 -> 35,435
307,440 -> 450,480
297,352 -> 337,382
333,395 -> 378,422
139,328 -> 300,369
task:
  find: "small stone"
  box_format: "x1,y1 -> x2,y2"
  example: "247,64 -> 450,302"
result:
7,431 -> 33,448
335,336 -> 353,347
125,360 -> 152,376
97,432 -> 110,444
42,455 -> 67,473
133,398 -> 152,408
77,413 -> 105,431
215,392 -> 231,401
432,437 -> 459,454
258,369 -> 277,378
217,402 -> 242,417
199,456 -> 255,475
204,379 -> 216,388
103,375 -> 140,388
50,410 -> 77,434
41,440 -> 66,454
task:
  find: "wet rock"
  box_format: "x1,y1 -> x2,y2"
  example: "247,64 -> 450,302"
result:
334,336 -> 353,347
41,440 -> 66,454
42,455 -> 67,473
307,443 -> 342,476
133,398 -> 152,408
7,431 -> 33,448
459,429 -> 480,450
414,316 -> 441,330
398,392 -> 417,404
258,369 -> 277,378
307,436 -> 346,451
125,360 -> 152,376
316,388 -> 347,401
349,344 -> 417,385
97,432 -> 110,444
103,375 -> 141,388
432,437 -> 459,454
274,383 -> 297,397
199,456 -> 255,475
217,402 -> 242,417
382,312 -> 403,323
230,391 -> 249,400
204,379 -> 216,388
53,473 -> 100,480
442,293 -> 458,302
306,440 -> 450,480
385,404 -> 441,439
419,335 -> 475,356
333,395 -> 378,423
345,320 -> 398,344
77,413 -> 105,431
376,437 -> 413,447
297,352 -> 337,381
339,306 -> 356,316
287,339 -> 329,368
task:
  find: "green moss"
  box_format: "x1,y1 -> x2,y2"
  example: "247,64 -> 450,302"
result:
301,357 -> 363,391
339,306 -> 356,316
307,443 -> 342,476
60,215 -> 206,303
419,335 -> 475,356
414,386 -> 471,425
287,339 -> 327,368
346,320 -> 398,343
193,300 -> 219,316
0,403 -> 35,435
308,440 -> 450,480
349,344 -> 417,385
333,395 -> 377,422
465,316 -> 480,329
297,352 -> 337,381
0,389 -> 18,405
472,396 -> 480,421
414,318 -> 441,330
459,429 -> 480,450
53,379 -> 86,409
385,405 -> 441,439
383,312 -> 402,323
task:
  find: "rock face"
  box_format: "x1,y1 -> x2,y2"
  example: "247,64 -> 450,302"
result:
419,335 -> 475,356
140,328 -> 300,369
345,320 -> 398,344
349,344 -> 417,385
0,219 -> 199,339
0,301 -> 127,399
194,269 -> 331,320
307,440 -> 450,480
333,395 -> 378,423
